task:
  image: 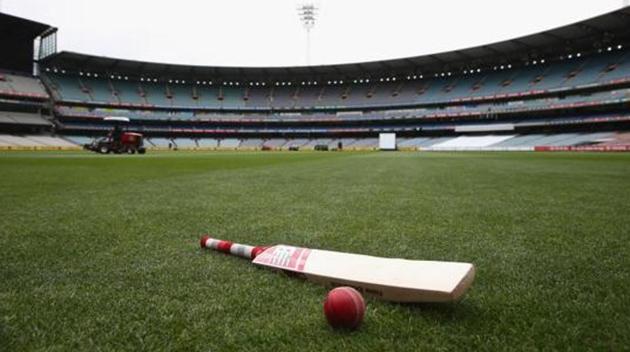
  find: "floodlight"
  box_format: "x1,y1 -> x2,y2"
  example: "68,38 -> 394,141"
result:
297,4 -> 318,65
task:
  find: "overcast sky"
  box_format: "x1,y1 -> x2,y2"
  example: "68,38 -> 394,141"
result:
1,0 -> 626,67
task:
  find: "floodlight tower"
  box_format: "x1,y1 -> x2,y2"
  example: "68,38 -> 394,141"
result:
298,3 -> 318,65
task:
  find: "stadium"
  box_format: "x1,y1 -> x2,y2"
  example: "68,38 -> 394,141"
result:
1,2 -> 630,350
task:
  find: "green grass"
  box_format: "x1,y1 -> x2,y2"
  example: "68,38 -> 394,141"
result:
1,150 -> 630,351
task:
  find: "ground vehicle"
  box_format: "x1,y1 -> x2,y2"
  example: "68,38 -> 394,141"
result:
84,132 -> 146,154
83,117 -> 146,154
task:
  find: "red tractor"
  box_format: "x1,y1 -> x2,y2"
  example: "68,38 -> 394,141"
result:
84,117 -> 146,154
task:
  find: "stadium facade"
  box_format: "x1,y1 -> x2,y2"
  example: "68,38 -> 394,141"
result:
1,8 -> 629,151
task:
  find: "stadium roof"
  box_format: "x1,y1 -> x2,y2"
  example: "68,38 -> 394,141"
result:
0,12 -> 53,40
41,7 -> 630,81
0,12 -> 56,73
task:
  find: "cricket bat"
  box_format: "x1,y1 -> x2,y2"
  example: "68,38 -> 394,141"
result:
199,235 -> 475,303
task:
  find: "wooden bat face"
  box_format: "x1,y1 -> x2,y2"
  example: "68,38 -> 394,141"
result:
253,245 -> 475,303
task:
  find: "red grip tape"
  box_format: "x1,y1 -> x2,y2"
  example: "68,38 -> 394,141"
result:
199,235 -> 210,248
217,240 -> 233,253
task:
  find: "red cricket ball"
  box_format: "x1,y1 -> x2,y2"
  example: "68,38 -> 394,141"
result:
323,287 -> 366,330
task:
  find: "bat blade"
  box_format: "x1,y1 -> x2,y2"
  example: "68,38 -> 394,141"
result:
253,245 -> 475,303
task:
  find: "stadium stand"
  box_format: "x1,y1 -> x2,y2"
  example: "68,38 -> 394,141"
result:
0,134 -> 77,149
42,49 -> 630,110
65,136 -> 95,145
217,138 -> 241,149
347,138 -> 379,149
48,86 -> 630,126
0,134 -> 40,147
2,9 -> 629,152
412,133 -> 615,151
24,135 -> 77,147
263,139 -> 288,149
196,138 -> 219,149
332,139 -> 357,149
431,136 -> 516,149
172,138 -> 198,149
240,139 -> 265,149
302,139 -> 333,149
0,111 -> 51,126
596,132 -> 630,146
113,80 -> 144,105
490,134 -> 547,148
398,137 -> 432,149
218,139 -> 242,149
0,73 -> 49,99
146,138 -> 173,148
282,139 -> 309,149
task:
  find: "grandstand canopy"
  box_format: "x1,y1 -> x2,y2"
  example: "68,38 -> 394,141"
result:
40,7 -> 630,82
0,12 -> 55,74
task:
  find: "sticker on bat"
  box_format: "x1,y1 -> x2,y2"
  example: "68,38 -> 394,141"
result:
253,245 -> 312,272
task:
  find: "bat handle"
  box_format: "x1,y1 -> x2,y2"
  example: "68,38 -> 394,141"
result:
199,235 -> 267,259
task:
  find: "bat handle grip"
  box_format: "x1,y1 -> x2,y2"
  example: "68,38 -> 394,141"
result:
199,235 -> 267,259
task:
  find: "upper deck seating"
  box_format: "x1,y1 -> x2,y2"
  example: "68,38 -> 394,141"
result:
0,73 -> 48,98
43,50 -> 630,110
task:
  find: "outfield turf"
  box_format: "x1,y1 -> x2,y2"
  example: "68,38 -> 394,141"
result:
1,151 -> 630,351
